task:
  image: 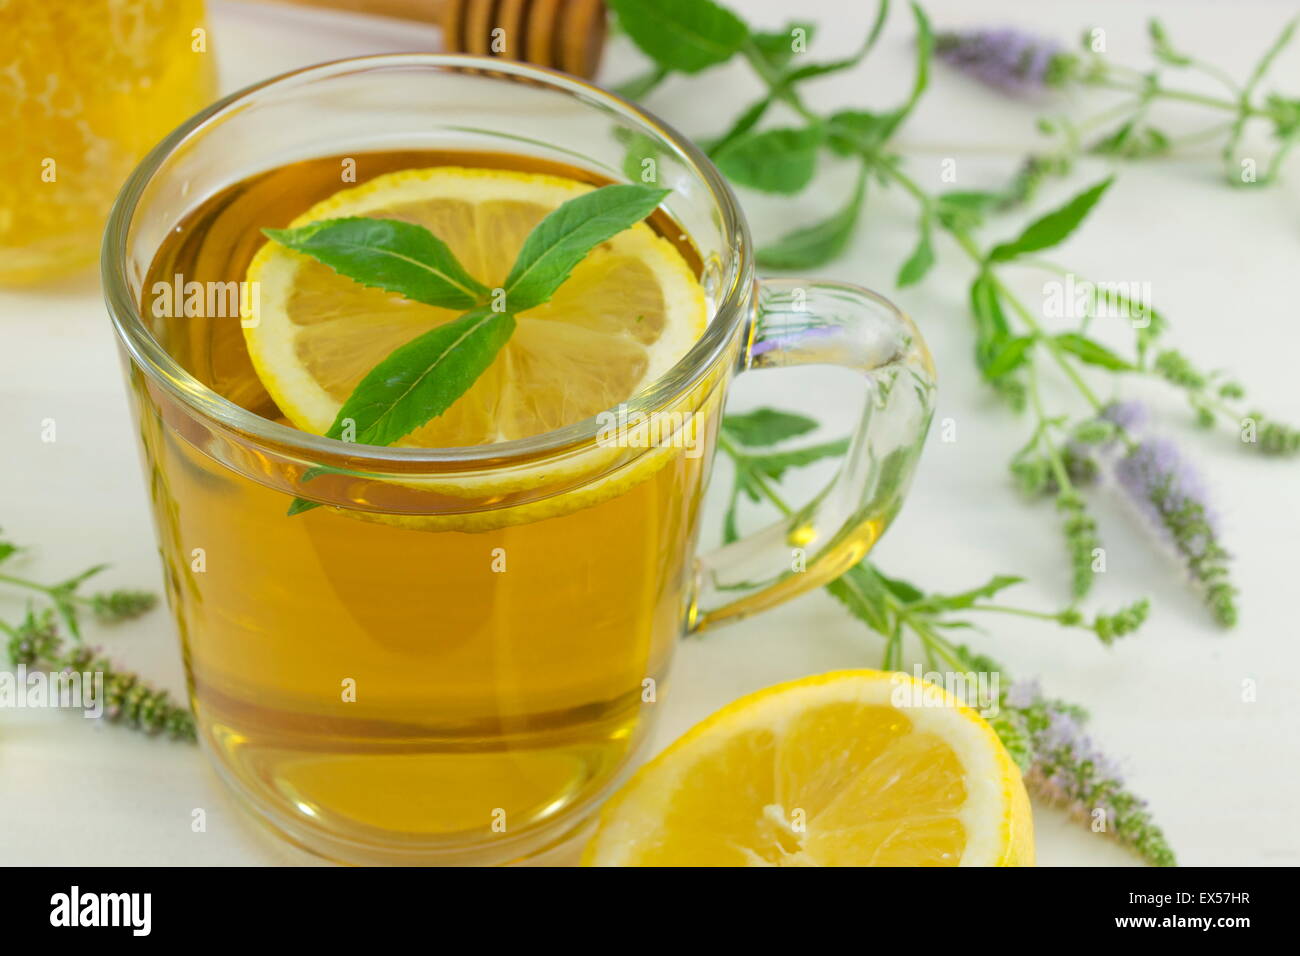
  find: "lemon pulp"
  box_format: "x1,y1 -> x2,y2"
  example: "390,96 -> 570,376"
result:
583,670 -> 1035,866
243,166 -> 707,448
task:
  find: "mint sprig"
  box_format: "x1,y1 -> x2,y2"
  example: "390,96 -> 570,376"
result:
614,0 -> 1299,621
0,527 -> 190,741
266,182 -> 669,514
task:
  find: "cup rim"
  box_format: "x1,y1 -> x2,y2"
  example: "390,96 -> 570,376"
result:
101,53 -> 752,467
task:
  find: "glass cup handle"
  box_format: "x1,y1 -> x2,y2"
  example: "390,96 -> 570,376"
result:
689,278 -> 937,633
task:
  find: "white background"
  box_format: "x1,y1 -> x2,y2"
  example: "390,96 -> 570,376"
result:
1,0 -> 1298,866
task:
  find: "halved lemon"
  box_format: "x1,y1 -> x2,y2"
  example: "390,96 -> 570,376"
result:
243,166 -> 707,448
583,670 -> 1034,866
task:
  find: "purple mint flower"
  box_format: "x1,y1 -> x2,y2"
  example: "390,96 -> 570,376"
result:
1032,706 -> 1124,823
1100,399 -> 1150,434
1004,679 -> 1040,709
997,672 -> 1176,865
1044,711 -> 1125,783
1113,437 -> 1238,627
1115,438 -> 1214,547
936,28 -> 1074,94
1043,710 -> 1083,748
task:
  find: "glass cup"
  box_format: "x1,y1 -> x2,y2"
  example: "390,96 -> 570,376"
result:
103,55 -> 936,865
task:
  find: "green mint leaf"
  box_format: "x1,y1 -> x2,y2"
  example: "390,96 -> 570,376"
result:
1147,19 -> 1191,67
751,21 -> 816,70
614,66 -> 671,101
825,562 -> 893,634
51,597 -> 81,640
934,619 -> 977,631
49,564 -> 107,640
727,436 -> 850,511
757,166 -> 866,269
722,407 -> 818,446
264,218 -> 488,310
608,0 -> 748,74
1090,122 -> 1171,159
984,335 -> 1035,380
783,0 -> 890,85
705,95 -> 774,157
734,466 -> 765,504
1088,121 -> 1136,156
58,563 -> 109,592
0,539 -> 17,565
1267,93 -> 1300,138
287,462 -> 384,513
937,190 -> 1001,211
286,497 -> 321,516
294,462 -> 362,487
969,271 -> 1013,376
323,305 -> 516,448
1054,333 -> 1135,371
722,485 -> 743,544
987,177 -> 1114,262
908,574 -> 1024,614
874,567 -> 927,604
825,109 -> 891,156
935,190 -> 1001,230
614,127 -> 664,185
896,214 -> 935,287
747,439 -> 851,483
715,126 -> 822,194
503,184 -> 669,312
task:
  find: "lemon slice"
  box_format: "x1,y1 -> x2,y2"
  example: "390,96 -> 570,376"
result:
243,166 -> 707,448
583,670 -> 1034,866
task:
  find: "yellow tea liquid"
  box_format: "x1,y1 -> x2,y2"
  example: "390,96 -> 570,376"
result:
135,152 -> 726,861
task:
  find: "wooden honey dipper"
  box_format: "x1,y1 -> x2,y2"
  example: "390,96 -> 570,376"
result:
265,0 -> 608,78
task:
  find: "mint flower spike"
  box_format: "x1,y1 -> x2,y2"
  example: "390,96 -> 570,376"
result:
1056,597 -> 1150,646
4,608 -> 195,741
1032,401 -> 1239,629
958,648 -> 1177,868
1007,680 -> 1177,867
1248,411 -> 1300,456
1114,437 -> 1238,628
0,529 -> 187,742
89,589 -> 157,624
936,28 -> 1076,93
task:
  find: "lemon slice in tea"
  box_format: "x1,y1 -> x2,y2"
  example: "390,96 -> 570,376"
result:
583,670 -> 1035,866
243,166 -> 707,448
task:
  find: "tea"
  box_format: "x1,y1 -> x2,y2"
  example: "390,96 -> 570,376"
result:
136,151 -> 724,861
110,56 -> 937,867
